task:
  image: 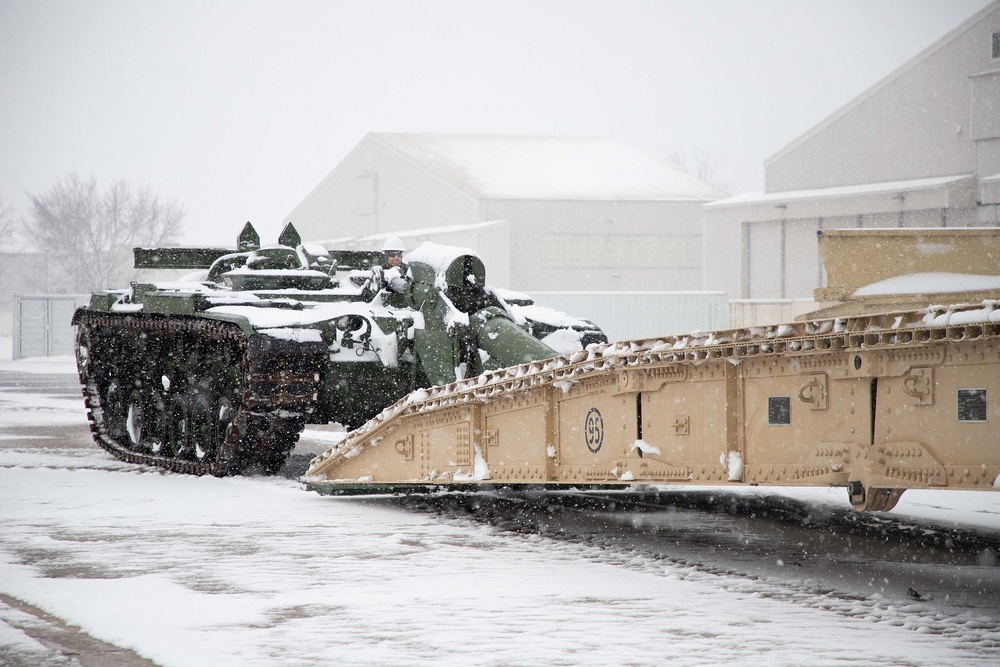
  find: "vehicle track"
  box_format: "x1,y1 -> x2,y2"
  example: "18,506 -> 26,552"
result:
75,312 -> 325,476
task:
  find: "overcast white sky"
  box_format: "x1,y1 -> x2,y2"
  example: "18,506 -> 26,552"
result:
0,0 -> 993,247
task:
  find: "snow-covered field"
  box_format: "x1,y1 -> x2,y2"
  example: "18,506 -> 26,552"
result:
1,348 -> 999,666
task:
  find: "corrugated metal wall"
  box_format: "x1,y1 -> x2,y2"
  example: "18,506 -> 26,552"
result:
526,291 -> 729,343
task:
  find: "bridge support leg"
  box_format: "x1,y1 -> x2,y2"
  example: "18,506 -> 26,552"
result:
848,481 -> 905,512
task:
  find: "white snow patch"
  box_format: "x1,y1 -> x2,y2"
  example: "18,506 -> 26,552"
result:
110,302 -> 144,313
921,301 -> 1000,326
539,328 -> 584,354
299,428 -> 348,445
855,273 -> 1000,297
0,390 -> 88,427
374,134 -> 726,200
262,327 -> 323,343
0,352 -> 77,374
630,439 -> 661,456
552,379 -> 575,394
513,303 -> 591,329
454,445 -> 491,482
726,451 -> 744,481
405,241 -> 479,274
0,605 -> 50,656
406,388 -> 431,405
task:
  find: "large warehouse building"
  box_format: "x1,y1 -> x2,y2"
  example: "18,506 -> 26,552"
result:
285,133 -> 727,293
703,1 -> 1000,321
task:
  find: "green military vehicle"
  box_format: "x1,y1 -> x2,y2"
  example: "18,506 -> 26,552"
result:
73,223 -> 606,476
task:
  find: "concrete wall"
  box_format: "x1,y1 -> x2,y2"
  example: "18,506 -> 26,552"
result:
483,199 -> 707,292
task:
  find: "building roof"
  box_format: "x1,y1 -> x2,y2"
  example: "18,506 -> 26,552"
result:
369,133 -> 727,201
308,220 -> 509,248
705,174 -> 973,209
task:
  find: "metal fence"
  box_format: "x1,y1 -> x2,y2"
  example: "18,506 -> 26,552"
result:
13,295 -> 91,359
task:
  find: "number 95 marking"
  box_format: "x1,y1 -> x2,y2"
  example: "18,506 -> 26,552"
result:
585,407 -> 604,454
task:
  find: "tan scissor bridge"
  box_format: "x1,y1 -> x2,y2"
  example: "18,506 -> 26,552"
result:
306,302 -> 1000,511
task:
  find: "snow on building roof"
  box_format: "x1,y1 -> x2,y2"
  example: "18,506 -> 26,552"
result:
704,174 -> 974,209
356,220 -> 506,245
370,133 -> 728,201
308,220 -> 507,248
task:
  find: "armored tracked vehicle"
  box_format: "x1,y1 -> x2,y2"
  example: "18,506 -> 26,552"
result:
73,223 -> 606,476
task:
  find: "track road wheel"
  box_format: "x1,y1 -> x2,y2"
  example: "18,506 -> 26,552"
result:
190,394 -> 216,463
147,394 -> 168,455
75,326 -> 93,383
165,397 -> 192,460
214,396 -> 236,456
104,379 -> 129,446
125,389 -> 149,451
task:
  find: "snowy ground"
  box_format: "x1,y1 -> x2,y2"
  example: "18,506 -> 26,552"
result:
1,347 -> 999,666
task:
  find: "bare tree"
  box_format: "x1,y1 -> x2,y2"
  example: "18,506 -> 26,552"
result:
0,189 -> 15,250
667,145 -> 733,193
0,190 -> 19,302
25,174 -> 185,292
